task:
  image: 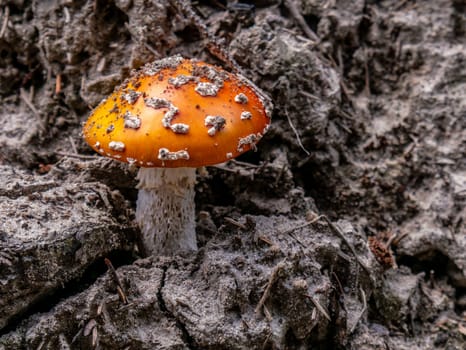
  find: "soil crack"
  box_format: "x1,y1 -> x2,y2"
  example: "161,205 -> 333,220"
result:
157,265 -> 198,349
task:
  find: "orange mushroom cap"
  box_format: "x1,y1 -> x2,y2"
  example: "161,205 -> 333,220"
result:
83,55 -> 272,168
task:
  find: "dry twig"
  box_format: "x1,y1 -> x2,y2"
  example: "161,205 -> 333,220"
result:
284,0 -> 319,43
363,47 -> 371,96
322,216 -> 373,281
224,217 -> 248,230
285,109 -> 311,156
391,231 -> 409,246
281,214 -> 325,236
20,88 -> 41,118
280,214 -> 324,248
282,215 -> 373,281
0,6 -> 9,38
56,151 -> 99,160
255,260 -> 286,316
305,294 -> 331,321
350,287 -> 367,333
104,258 -> 128,304
68,136 -> 78,154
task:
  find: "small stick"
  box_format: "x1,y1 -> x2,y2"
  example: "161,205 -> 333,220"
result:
56,151 -> 99,160
230,159 -> 261,168
71,328 -> 83,345
224,217 -> 247,230
284,0 -> 319,43
363,47 -> 371,96
280,215 -> 325,236
288,231 -> 307,248
339,79 -> 353,102
299,90 -> 320,101
391,231 -> 409,246
20,87 -> 41,118
311,307 -> 317,321
262,304 -> 273,321
281,215 -> 325,248
350,287 -> 367,333
394,0 -> 411,10
144,42 -> 159,56
261,332 -> 272,350
338,108 -> 356,120
305,294 -> 331,321
285,109 -> 311,156
104,258 -> 128,304
68,136 -> 78,154
332,272 -> 344,296
334,119 -> 352,134
0,6 -> 9,39
336,250 -> 352,262
29,85 -> 35,100
382,231 -> 399,261
255,260 -> 286,315
257,235 -> 275,246
322,216 -> 373,281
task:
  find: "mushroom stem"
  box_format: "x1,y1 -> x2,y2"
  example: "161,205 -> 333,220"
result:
136,167 -> 197,255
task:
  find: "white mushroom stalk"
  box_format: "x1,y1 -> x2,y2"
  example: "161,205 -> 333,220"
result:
136,167 -> 197,255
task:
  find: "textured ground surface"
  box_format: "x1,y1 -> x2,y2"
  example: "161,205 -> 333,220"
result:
0,0 -> 465,349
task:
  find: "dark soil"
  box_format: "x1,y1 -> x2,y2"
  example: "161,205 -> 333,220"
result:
0,0 -> 465,349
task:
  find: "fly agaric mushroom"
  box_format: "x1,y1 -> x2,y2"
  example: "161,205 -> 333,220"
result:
83,55 -> 272,255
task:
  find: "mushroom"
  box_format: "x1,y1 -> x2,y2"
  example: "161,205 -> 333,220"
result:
83,55 -> 272,256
